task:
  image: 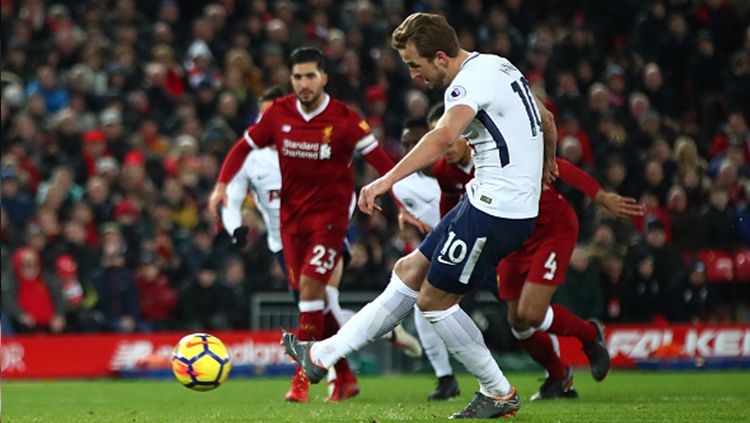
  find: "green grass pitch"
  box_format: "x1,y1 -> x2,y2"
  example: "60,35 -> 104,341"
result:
4,371 -> 749,422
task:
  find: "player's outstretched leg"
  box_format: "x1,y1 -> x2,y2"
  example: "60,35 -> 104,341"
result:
282,331 -> 329,384
414,306 -> 459,400
282,253 -> 425,383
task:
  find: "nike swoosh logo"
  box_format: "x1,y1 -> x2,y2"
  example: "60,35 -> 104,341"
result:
436,256 -> 456,266
186,340 -> 217,348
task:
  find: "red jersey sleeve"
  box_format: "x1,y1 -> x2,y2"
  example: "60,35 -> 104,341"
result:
245,104 -> 276,149
556,158 -> 601,199
348,112 -> 393,175
217,103 -> 279,184
217,138 -> 251,183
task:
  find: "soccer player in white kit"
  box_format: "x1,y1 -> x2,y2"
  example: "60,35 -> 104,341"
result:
283,13 -> 559,418
220,86 -> 286,265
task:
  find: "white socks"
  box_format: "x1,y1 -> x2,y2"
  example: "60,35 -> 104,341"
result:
298,300 -> 325,312
311,272 -> 419,368
413,305 -> 453,378
421,304 -> 511,398
324,286 -> 346,324
510,306 -> 555,340
538,306 -> 554,332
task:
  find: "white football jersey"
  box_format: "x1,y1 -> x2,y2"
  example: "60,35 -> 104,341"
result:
443,52 -> 543,219
244,148 -> 282,252
392,172 -> 441,229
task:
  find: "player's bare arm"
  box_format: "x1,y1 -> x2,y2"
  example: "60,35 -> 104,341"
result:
534,95 -> 558,186
359,105 -> 475,215
594,191 -> 644,219
398,207 -> 432,234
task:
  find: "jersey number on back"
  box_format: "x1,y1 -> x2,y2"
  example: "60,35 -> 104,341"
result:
510,77 -> 543,137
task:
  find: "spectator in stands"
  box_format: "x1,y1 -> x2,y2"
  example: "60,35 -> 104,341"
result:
678,166 -> 710,210
25,65 -> 69,114
553,247 -> 606,320
599,252 -> 625,321
1,166 -> 35,230
627,221 -> 685,295
700,187 -> 736,250
113,199 -> 143,268
667,185 -> 707,252
179,260 -> 231,330
2,247 -> 66,333
669,260 -> 715,323
222,256 -> 251,329
36,166 -> 83,215
135,250 -> 177,331
620,252 -> 667,322
84,176 -> 114,225
53,253 -> 96,332
92,238 -> 148,333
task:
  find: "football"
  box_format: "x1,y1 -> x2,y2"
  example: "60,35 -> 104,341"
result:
171,333 -> 232,391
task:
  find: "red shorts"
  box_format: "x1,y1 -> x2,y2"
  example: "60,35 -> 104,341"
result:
497,205 -> 578,301
282,227 -> 347,291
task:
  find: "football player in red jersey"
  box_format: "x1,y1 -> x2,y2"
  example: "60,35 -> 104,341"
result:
209,47 -> 395,403
498,158 -> 641,400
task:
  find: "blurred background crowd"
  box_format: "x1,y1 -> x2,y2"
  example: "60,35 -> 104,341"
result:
2,0 -> 750,337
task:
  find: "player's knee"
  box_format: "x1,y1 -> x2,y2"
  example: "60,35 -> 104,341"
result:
506,311 -> 521,330
393,251 -> 428,290
515,305 -> 545,329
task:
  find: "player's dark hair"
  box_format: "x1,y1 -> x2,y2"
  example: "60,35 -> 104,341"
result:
392,13 -> 459,58
427,102 -> 444,125
259,86 -> 286,103
403,117 -> 428,132
288,47 -> 326,71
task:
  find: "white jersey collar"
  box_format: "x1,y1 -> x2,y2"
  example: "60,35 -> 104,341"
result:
460,52 -> 480,70
296,94 -> 330,122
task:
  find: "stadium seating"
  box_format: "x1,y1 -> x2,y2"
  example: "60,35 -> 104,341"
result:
733,249 -> 750,283
696,250 -> 734,283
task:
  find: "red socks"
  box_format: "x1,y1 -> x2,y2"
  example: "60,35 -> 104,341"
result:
519,331 -> 566,380
548,304 -> 597,344
298,310 -> 324,341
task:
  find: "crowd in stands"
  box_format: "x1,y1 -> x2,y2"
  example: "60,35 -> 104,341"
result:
1,0 -> 749,336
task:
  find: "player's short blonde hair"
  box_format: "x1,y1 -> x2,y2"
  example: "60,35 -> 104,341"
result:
391,13 -> 459,59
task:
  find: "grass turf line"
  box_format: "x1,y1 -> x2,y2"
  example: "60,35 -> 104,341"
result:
4,371 -> 749,422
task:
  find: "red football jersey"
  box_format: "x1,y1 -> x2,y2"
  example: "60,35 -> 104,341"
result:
245,94 -> 377,232
431,157 -> 474,218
